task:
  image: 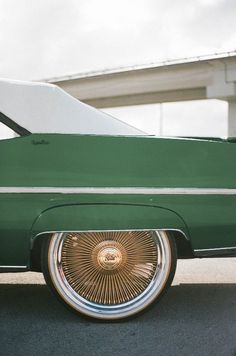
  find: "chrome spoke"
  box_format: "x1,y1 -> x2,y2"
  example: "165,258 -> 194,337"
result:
48,230 -> 173,320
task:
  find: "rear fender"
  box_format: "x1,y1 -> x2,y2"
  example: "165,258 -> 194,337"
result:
31,203 -> 189,241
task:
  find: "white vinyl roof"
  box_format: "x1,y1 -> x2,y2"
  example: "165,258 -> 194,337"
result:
0,78 -> 145,136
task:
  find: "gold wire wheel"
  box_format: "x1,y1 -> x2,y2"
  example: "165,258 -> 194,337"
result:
47,230 -> 173,320
61,231 -> 158,305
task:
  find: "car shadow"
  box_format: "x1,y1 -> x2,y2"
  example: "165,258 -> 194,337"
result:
0,282 -> 235,320
0,283 -> 235,355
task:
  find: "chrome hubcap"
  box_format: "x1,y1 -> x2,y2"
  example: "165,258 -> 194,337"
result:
95,241 -> 124,270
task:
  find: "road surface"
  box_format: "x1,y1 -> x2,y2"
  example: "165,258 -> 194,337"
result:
0,258 -> 235,356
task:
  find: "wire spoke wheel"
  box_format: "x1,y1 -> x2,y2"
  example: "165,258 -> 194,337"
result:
43,230 -> 176,320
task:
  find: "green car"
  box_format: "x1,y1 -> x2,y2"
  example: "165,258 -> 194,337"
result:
0,79 -> 235,320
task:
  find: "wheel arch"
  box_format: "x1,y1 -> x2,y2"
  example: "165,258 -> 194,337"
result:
29,203 -> 193,271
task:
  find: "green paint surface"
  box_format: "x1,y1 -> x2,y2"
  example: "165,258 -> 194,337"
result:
1,133 -> 236,266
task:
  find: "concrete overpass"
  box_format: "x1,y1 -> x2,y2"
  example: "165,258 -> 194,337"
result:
46,52 -> 236,136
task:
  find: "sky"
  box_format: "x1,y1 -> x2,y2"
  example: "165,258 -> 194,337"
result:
0,0 -> 235,137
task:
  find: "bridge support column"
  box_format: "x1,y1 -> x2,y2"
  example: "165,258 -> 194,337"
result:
206,60 -> 236,138
228,100 -> 236,137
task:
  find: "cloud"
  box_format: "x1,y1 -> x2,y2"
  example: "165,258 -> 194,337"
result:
0,0 -> 235,80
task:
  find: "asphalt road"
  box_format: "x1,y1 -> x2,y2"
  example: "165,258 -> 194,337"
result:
0,258 -> 235,356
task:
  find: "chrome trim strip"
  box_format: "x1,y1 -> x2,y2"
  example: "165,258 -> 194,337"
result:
194,246 -> 236,252
34,228 -> 188,237
2,187 -> 236,195
0,265 -> 27,268
32,228 -> 189,243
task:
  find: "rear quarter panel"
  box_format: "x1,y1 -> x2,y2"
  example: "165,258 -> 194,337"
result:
1,133 -> 236,266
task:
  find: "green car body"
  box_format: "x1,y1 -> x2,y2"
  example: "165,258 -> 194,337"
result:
1,132 -> 236,270
0,78 -> 235,320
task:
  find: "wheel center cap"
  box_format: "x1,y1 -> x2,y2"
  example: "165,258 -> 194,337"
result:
97,247 -> 122,270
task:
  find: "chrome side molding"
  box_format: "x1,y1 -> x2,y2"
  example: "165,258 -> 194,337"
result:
0,265 -> 28,272
194,246 -> 236,257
